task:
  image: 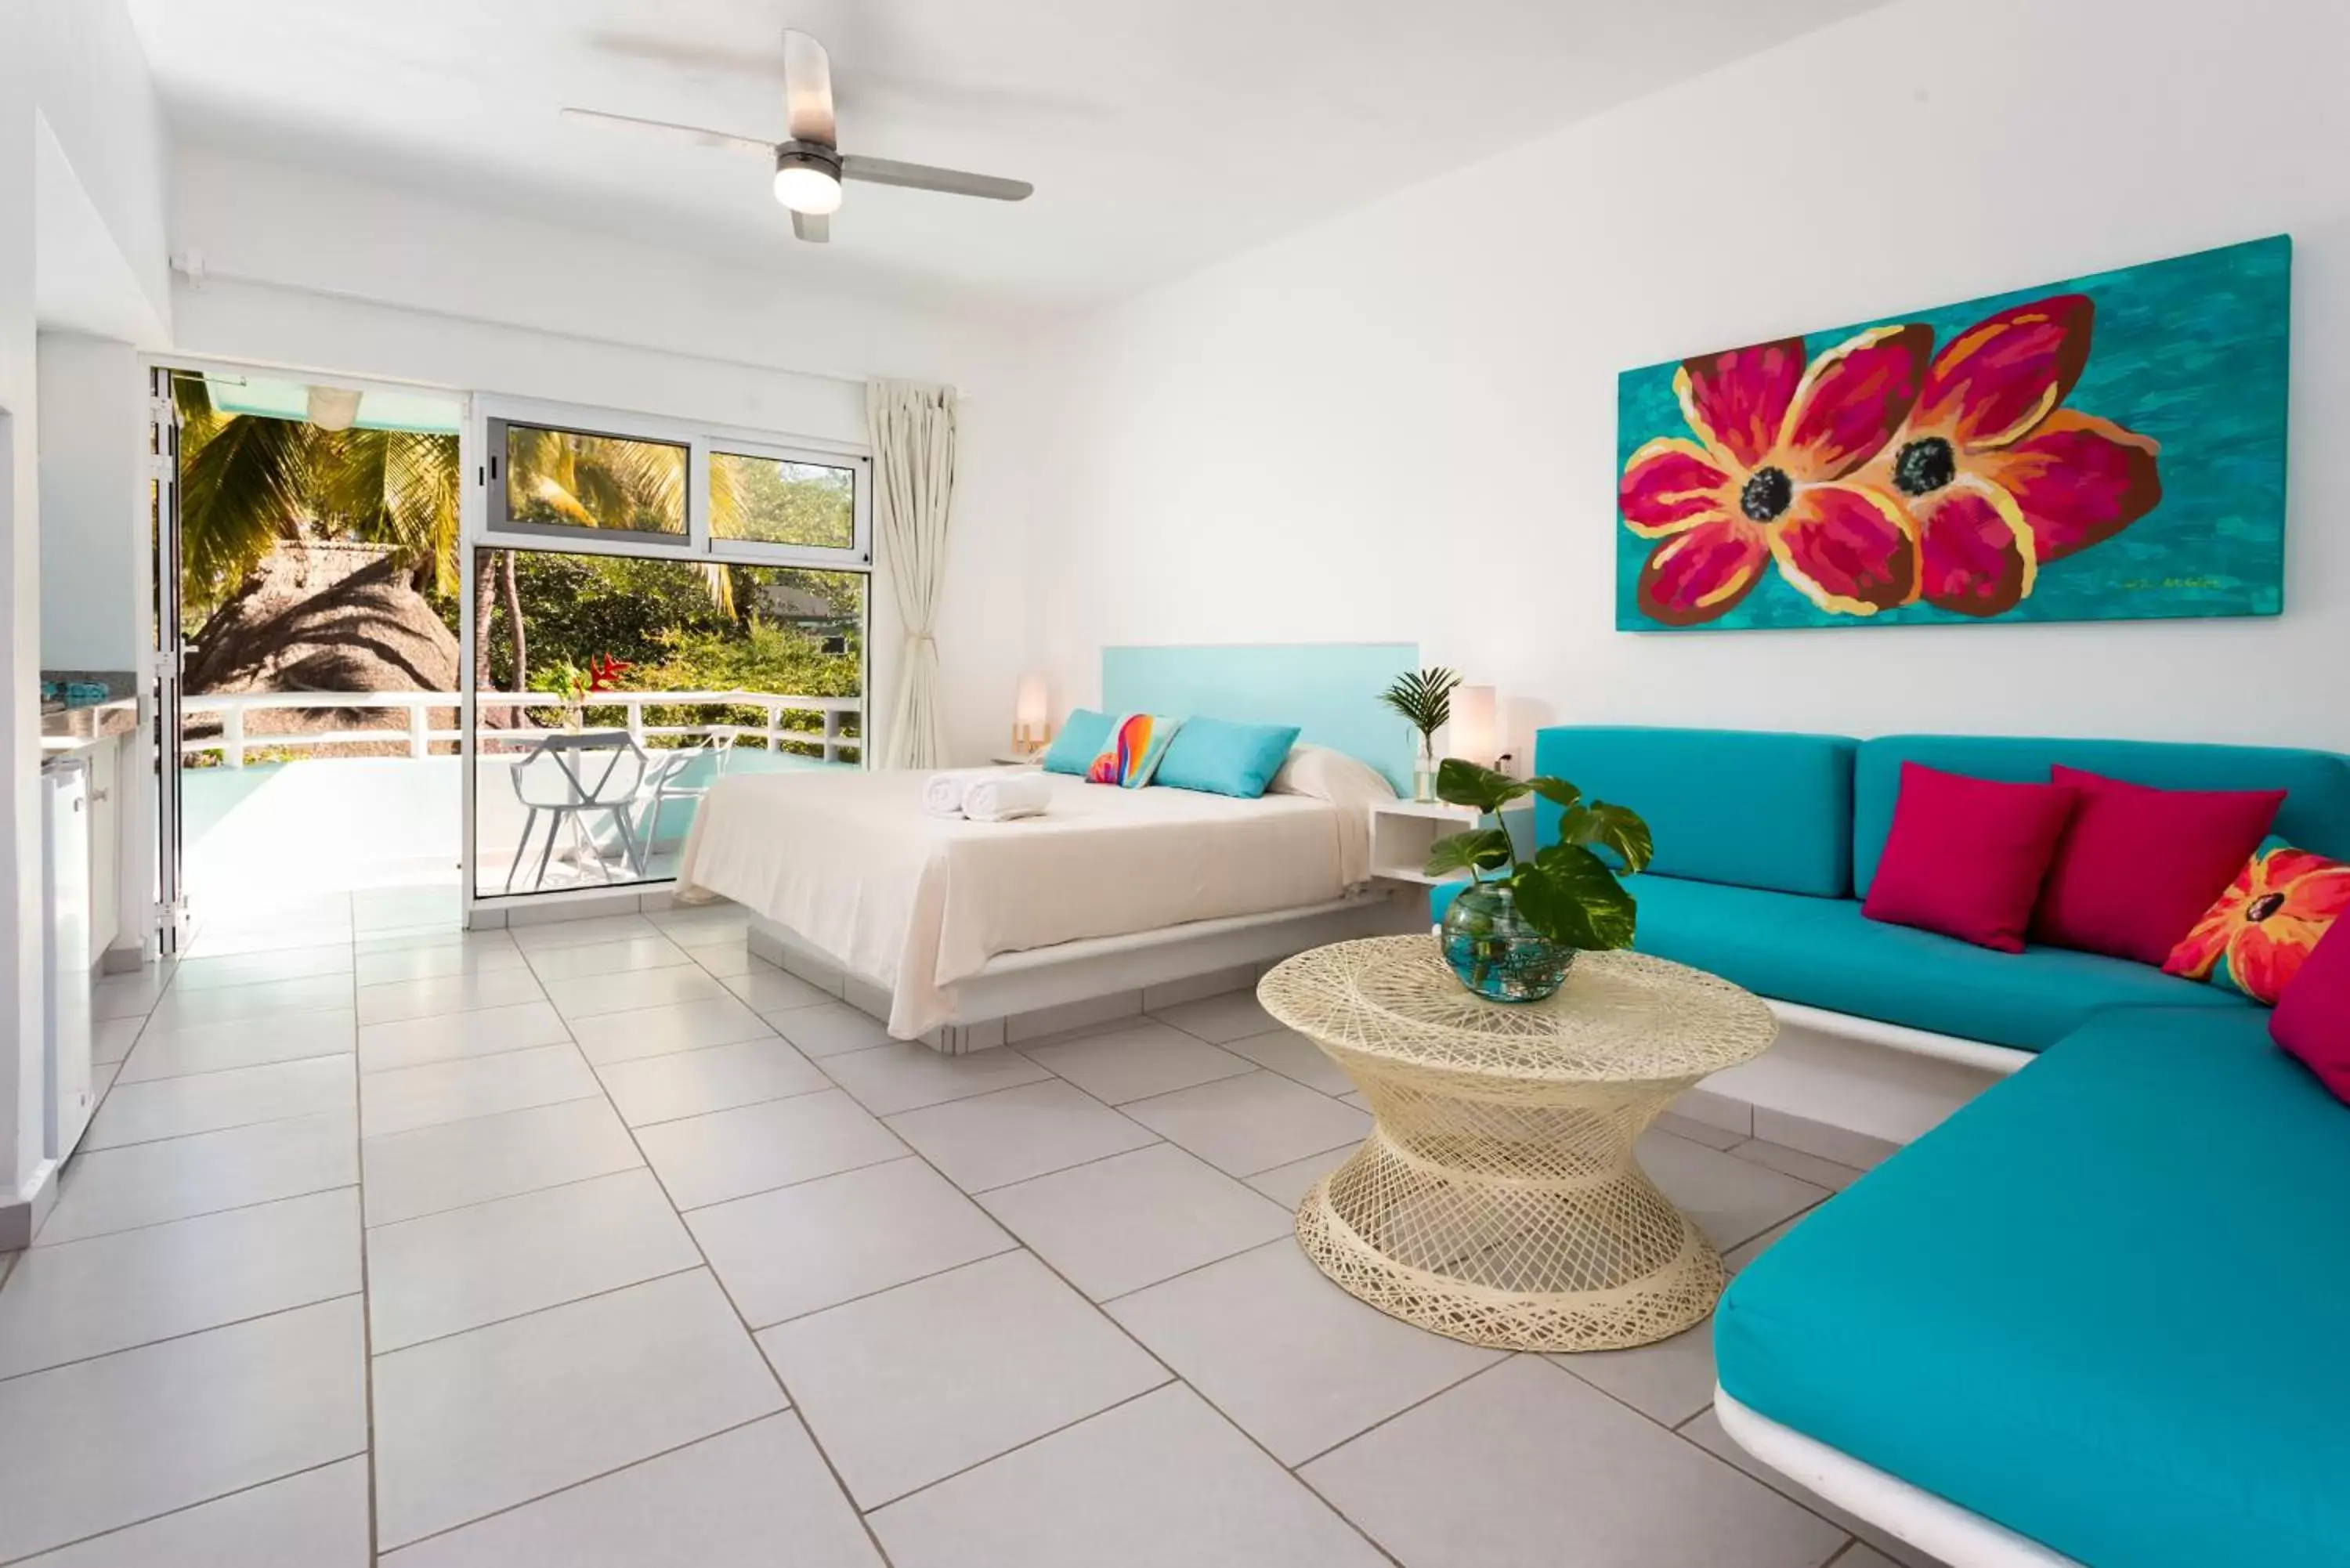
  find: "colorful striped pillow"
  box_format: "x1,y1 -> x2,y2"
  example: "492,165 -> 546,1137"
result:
1085,713 -> 1180,789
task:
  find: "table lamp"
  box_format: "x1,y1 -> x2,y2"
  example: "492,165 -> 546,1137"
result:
1450,684 -> 1499,768
1014,673 -> 1050,757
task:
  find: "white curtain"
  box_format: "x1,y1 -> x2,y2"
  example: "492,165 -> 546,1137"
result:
868,378 -> 960,770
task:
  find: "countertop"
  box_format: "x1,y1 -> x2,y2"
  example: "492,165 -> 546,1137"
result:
42,699 -> 138,757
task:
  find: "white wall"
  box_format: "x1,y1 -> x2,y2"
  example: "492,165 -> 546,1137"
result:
0,0 -> 45,1225
36,332 -> 145,673
1016,0 -> 2350,757
31,0 -> 171,334
170,153 -> 1032,766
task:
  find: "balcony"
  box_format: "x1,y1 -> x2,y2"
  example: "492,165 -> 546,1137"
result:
179,688 -> 859,912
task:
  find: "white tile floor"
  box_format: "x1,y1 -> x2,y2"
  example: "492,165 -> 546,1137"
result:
0,892 -> 1943,1567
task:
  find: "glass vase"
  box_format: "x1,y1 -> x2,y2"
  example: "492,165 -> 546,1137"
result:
1440,884 -> 1574,1003
1413,750 -> 1437,804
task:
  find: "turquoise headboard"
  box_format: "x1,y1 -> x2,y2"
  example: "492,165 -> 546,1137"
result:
1100,642 -> 1419,794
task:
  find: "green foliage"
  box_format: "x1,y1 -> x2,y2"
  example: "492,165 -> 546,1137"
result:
1423,827 -> 1513,878
1424,758 -> 1654,952
1377,667 -> 1462,746
714,453 -> 855,548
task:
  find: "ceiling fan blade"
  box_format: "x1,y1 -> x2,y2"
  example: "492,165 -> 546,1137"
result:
559,107 -> 772,157
783,29 -> 837,146
841,155 -> 1032,201
791,210 -> 831,244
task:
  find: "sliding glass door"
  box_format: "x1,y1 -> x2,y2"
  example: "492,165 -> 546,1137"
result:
464,402 -> 870,909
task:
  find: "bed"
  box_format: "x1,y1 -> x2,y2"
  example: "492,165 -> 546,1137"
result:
673,642 -> 1426,1044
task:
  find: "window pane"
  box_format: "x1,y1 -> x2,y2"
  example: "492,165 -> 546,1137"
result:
710,450 -> 855,549
504,425 -> 686,536
469,548 -> 865,898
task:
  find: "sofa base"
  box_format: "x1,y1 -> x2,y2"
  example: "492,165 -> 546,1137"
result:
1676,1001 -> 2029,1165
1712,1387 -> 2081,1568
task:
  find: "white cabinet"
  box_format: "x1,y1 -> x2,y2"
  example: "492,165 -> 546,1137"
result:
43,760 -> 95,1160
86,734 -> 120,956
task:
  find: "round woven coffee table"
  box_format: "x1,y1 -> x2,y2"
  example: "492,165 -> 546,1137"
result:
1257,934 -> 1776,1353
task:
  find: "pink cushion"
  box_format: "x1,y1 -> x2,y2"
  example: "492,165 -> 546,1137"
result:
2031,767 -> 2286,966
2272,921 -> 2350,1105
1862,763 -> 2079,952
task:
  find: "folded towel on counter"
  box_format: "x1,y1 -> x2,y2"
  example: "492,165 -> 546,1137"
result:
922,769 -> 992,817
963,771 -> 1050,823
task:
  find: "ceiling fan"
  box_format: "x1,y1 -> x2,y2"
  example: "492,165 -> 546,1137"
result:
561,28 -> 1033,244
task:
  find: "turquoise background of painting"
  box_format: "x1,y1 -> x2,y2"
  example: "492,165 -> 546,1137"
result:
1614,235 -> 2291,631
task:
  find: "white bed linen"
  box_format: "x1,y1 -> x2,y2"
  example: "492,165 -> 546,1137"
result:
674,769 -> 1371,1038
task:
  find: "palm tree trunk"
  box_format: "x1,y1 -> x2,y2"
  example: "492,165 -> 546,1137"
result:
472,556 -> 496,695
497,550 -> 526,699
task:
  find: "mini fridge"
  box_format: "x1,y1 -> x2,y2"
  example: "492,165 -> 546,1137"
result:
43,757 -> 94,1161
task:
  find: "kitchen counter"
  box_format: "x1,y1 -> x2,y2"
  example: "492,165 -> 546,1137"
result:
42,699 -> 138,757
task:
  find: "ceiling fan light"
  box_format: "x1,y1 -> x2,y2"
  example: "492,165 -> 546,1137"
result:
773,157 -> 843,215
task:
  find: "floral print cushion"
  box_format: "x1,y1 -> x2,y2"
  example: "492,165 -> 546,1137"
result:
2163,840 -> 2350,1006
1083,712 -> 1180,789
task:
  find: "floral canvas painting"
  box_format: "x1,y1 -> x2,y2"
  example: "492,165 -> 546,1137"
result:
1614,235 -> 2290,630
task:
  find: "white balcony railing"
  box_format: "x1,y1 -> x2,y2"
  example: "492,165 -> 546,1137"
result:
179,689 -> 862,768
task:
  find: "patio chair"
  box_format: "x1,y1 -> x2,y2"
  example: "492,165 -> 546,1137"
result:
503,731 -> 651,894
629,732 -> 736,869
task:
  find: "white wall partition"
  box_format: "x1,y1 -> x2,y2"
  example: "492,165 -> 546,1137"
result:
1014,0 -> 2350,756
2,0 -> 172,1241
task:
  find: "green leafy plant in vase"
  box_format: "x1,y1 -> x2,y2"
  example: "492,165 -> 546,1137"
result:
1425,759 -> 1654,1002
1379,667 -> 1462,803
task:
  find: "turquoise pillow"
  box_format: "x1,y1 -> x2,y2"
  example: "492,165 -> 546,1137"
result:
1043,709 -> 1113,775
1155,717 -> 1303,799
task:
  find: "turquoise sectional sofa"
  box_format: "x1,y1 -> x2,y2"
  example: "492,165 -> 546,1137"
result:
1434,727 -> 2350,1567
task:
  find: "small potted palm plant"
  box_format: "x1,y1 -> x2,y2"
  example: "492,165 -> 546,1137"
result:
1379,667 -> 1463,803
1425,759 -> 1654,1002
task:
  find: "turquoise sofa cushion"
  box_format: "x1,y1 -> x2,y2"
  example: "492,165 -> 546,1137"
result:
1716,1006 -> 2350,1568
1853,735 -> 2350,895
1532,728 -> 1857,897
1153,717 -> 1301,798
1624,874 -> 2248,1050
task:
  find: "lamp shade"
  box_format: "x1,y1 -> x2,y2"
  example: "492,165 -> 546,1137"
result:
1015,673 -> 1050,729
1450,685 -> 1498,764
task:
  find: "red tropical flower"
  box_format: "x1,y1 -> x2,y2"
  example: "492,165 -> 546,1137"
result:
586,653 -> 632,693
1851,295 -> 2162,617
2162,847 -> 2350,1004
1620,325 -> 1934,625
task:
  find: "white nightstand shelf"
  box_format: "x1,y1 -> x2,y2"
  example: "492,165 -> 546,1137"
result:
1367,799 -> 1486,886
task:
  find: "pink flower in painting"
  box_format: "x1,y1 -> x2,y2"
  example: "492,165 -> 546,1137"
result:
1849,295 -> 2162,617
1618,325 -> 1936,625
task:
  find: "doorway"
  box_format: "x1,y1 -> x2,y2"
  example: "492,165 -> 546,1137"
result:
156,363 -> 469,949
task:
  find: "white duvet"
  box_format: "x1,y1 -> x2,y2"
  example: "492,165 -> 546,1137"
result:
674,768 -> 1374,1038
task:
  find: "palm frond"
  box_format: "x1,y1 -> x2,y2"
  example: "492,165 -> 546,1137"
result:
308,428 -> 392,534
1379,667 -> 1462,738
381,433 -> 462,594
696,562 -> 737,618
178,412 -> 312,607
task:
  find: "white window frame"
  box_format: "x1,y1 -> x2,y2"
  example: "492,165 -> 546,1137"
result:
474,394 -> 873,571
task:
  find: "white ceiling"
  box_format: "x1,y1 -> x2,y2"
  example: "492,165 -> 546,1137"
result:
129,0 -> 1884,323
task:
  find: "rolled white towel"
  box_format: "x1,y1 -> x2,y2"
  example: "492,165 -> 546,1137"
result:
963,771 -> 1050,823
922,769 -> 991,818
